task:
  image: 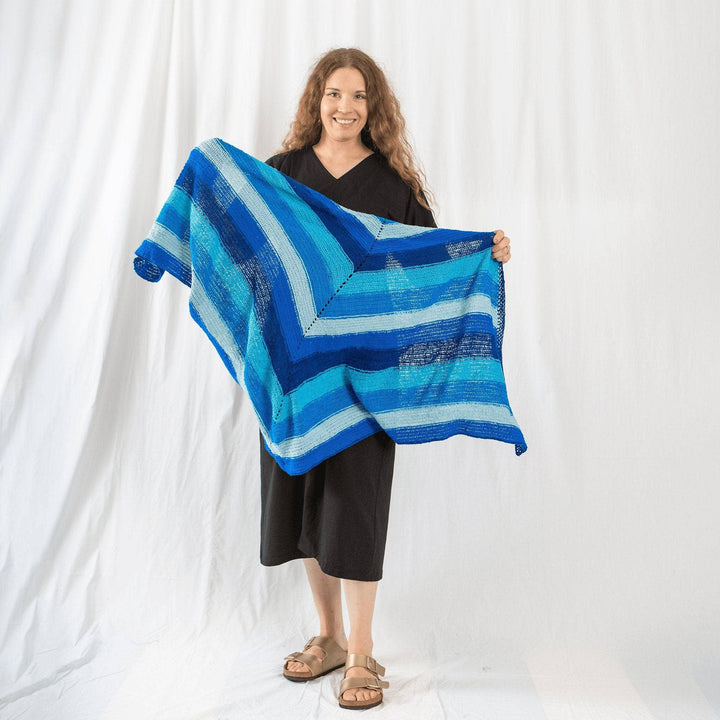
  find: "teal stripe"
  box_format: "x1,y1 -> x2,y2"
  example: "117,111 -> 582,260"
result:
164,184 -> 193,221
270,356 -> 505,426
341,252 -> 497,295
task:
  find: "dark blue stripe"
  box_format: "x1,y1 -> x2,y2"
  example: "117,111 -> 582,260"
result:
389,419 -> 527,453
184,153 -> 304,392
288,328 -> 499,390
361,230 -> 495,271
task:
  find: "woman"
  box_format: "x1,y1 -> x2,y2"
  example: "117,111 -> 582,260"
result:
259,47 -> 512,710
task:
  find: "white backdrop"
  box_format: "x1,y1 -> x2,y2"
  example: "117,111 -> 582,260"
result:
1,1 -> 719,718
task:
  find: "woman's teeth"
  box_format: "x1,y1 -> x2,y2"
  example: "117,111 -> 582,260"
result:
334,118 -> 355,125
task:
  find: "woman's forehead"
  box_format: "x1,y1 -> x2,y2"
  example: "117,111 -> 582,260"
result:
324,66 -> 366,90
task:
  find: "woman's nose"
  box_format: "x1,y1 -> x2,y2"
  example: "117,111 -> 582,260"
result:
337,95 -> 350,111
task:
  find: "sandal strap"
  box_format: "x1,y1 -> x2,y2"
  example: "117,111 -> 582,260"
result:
283,650 -> 322,674
304,635 -> 341,656
284,636 -> 348,676
339,675 -> 390,694
345,653 -> 386,677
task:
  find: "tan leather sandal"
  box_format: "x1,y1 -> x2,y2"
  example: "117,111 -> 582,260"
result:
283,635 -> 348,681
338,653 -> 390,710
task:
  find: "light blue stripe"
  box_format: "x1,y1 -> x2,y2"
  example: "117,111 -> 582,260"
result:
377,402 -> 517,428
307,293 -> 498,335
341,208 -> 384,237
377,222 -> 435,239
147,220 -> 188,263
189,270 -> 245,381
198,139 -> 317,329
264,405 -> 371,458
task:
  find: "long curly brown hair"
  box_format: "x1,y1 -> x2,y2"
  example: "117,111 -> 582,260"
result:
279,47 -> 434,212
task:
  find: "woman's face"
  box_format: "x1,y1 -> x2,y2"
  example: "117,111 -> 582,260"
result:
318,67 -> 368,146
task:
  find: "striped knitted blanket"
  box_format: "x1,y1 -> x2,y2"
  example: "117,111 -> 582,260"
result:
133,137 -> 527,474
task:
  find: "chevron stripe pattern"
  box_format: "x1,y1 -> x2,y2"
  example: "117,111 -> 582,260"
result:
133,138 -> 527,474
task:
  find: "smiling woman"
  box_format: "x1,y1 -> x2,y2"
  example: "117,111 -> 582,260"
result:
262,48 -> 438,711
258,46 -> 511,711
274,47 -> 435,213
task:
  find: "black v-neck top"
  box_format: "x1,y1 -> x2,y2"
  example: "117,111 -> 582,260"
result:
265,146 -> 436,228
260,146 -> 436,581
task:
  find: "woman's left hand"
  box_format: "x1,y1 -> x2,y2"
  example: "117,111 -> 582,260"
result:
491,230 -> 512,263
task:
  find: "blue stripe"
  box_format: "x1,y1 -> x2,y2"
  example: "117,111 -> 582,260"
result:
133,239 -> 191,286
362,229 -> 495,270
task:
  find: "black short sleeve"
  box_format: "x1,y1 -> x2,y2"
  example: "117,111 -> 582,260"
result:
404,190 -> 437,228
264,147 -> 437,228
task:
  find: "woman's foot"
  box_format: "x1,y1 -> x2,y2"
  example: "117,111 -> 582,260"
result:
285,638 -> 382,704
285,633 -> 348,675
340,643 -> 380,705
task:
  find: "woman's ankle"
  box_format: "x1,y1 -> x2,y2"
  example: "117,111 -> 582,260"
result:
347,636 -> 374,655
320,627 -> 347,645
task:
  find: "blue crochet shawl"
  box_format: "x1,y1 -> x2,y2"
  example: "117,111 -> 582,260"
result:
133,138 -> 527,474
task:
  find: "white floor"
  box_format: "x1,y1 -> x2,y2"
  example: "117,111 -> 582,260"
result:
2,624 -> 717,720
